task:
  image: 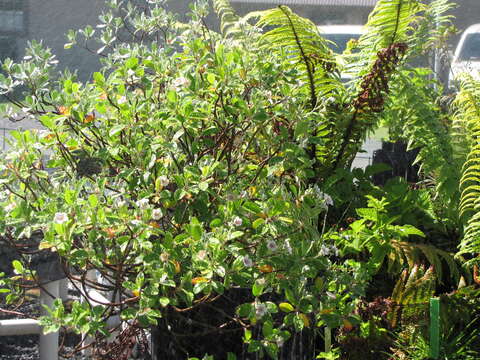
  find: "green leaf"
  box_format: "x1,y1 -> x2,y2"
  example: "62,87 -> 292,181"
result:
285,288 -> 296,305
198,181 -> 209,191
253,111 -> 268,122
243,201 -> 262,214
207,73 -> 216,84
12,260 -> 23,274
237,303 -> 253,317
109,125 -> 126,137
64,189 -> 76,205
293,313 -> 305,331
262,320 -> 273,337
125,57 -> 139,69
88,194 -> 98,207
294,121 -> 310,137
397,225 -> 425,237
252,218 -> 265,229
279,302 -> 294,313
252,282 -> 264,297
228,231 -> 244,240
39,115 -> 55,129
210,218 -> 222,228
189,217 -> 203,241
247,340 -> 261,353
159,297 -> 170,307
167,90 -> 178,103
93,72 -> 105,85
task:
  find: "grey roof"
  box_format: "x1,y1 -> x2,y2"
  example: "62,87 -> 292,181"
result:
232,0 -> 378,6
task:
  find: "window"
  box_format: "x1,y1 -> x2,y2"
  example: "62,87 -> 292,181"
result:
0,0 -> 25,62
459,34 -> 480,61
0,0 -> 25,34
0,11 -> 23,32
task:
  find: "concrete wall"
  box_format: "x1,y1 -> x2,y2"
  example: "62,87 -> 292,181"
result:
450,0 -> 480,48
2,0 -> 478,86
231,3 -> 372,25
21,0 -> 106,82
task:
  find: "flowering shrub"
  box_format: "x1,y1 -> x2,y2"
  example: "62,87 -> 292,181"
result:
0,1 -> 369,358
0,0 -> 464,358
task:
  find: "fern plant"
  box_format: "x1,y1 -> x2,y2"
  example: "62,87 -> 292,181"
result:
389,264 -> 435,328
241,0 -> 451,175
452,74 -> 480,259
340,195 -> 460,283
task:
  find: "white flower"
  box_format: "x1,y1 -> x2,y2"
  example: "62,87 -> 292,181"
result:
305,186 -> 333,209
318,191 -> 333,208
320,244 -> 339,257
130,219 -> 142,226
332,245 -> 339,257
172,76 -> 190,90
233,216 -> 243,227
116,199 -> 127,208
323,193 -> 334,206
136,198 -> 150,209
5,203 -> 16,213
197,250 -> 207,261
266,240 -> 278,252
152,208 -> 163,220
284,240 -> 293,255
320,244 -> 330,256
158,175 -> 169,187
160,252 -> 169,262
256,278 -> 266,286
326,291 -> 337,300
255,303 -> 268,318
54,212 -> 68,224
242,255 -> 253,268
276,337 -> 285,348
117,96 -> 127,105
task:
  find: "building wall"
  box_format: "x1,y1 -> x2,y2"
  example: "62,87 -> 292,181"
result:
450,0 -> 480,46
231,3 -> 372,25
20,0 -> 106,82
2,0 -> 478,85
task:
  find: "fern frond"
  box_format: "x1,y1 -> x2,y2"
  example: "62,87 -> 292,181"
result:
390,264 -> 435,328
460,211 -> 480,256
331,0 -> 423,170
212,0 -> 241,38
363,0 -> 420,45
344,0 -> 421,80
254,5 -> 341,109
384,69 -> 461,219
453,74 -> 480,258
389,239 -> 460,283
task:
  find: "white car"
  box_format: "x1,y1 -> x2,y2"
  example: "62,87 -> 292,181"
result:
317,25 -> 364,54
449,23 -> 480,88
317,25 -> 364,81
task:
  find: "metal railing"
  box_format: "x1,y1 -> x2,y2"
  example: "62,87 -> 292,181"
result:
0,127 -> 13,151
